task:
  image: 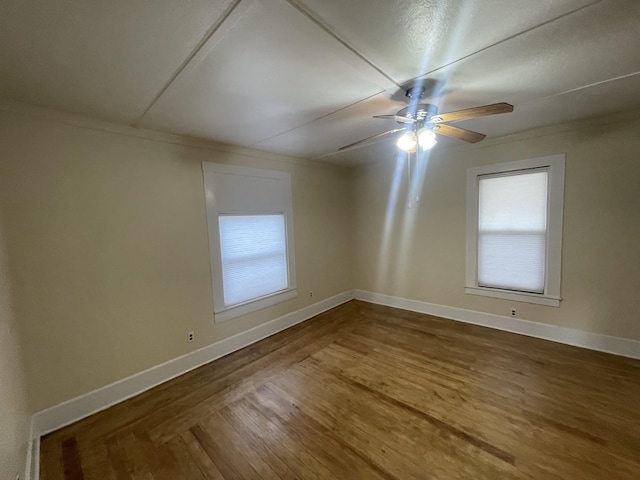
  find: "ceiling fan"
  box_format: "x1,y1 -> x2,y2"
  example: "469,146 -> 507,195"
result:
339,85 -> 514,153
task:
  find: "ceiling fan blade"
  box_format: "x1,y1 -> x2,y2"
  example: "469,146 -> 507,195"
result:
433,124 -> 486,143
431,102 -> 513,123
338,128 -> 404,151
373,115 -> 416,124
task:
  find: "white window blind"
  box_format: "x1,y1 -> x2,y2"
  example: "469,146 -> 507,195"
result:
203,162 -> 297,323
219,214 -> 288,307
477,169 -> 548,293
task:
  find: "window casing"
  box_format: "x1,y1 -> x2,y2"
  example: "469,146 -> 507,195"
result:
466,154 -> 565,306
203,163 -> 297,323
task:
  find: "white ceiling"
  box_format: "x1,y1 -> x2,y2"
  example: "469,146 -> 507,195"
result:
1,0 -> 639,164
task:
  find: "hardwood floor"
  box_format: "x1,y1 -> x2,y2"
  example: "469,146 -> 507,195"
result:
40,300 -> 640,479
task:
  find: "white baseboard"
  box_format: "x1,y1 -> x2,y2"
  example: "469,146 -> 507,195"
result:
28,288 -> 639,479
354,290 -> 640,360
31,290 -> 355,441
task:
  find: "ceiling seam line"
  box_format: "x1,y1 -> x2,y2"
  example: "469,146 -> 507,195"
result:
249,91 -> 385,147
518,71 -> 640,106
317,0 -> 604,163
404,0 -> 604,85
283,0 -> 400,88
132,0 -> 244,127
310,136 -> 391,160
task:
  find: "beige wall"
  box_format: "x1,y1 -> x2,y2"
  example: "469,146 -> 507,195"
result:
353,113 -> 640,341
0,107 -> 354,412
0,215 -> 31,480
2,101 -> 639,429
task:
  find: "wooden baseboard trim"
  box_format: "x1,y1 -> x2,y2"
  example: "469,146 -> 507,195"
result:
30,290 -> 355,443
354,290 -> 640,360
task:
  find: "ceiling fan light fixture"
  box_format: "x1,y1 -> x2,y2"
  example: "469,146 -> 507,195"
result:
397,130 -> 417,152
417,128 -> 437,150
338,94 -> 513,153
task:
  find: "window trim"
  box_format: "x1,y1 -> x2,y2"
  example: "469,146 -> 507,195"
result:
202,163 -> 297,323
465,154 -> 565,307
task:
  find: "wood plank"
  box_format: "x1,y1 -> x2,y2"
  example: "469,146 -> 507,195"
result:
217,406 -> 302,480
61,437 -> 84,480
191,422 -> 261,479
249,385 -> 400,480
178,430 -> 226,480
267,362 -> 519,480
39,300 -> 640,479
200,411 -> 283,479
231,398 -> 337,479
164,436 -> 208,480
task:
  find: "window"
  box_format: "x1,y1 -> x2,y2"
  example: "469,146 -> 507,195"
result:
219,214 -> 288,306
466,154 -> 565,306
203,163 -> 296,323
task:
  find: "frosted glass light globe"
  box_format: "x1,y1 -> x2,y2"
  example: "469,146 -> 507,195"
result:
396,131 -> 417,152
418,128 -> 437,149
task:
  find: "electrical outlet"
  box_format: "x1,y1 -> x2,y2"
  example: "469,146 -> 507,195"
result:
309,291 -> 313,297
187,331 -> 194,343
511,309 -> 517,317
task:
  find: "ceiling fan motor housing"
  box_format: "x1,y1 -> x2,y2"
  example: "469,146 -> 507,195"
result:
396,103 -> 439,124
